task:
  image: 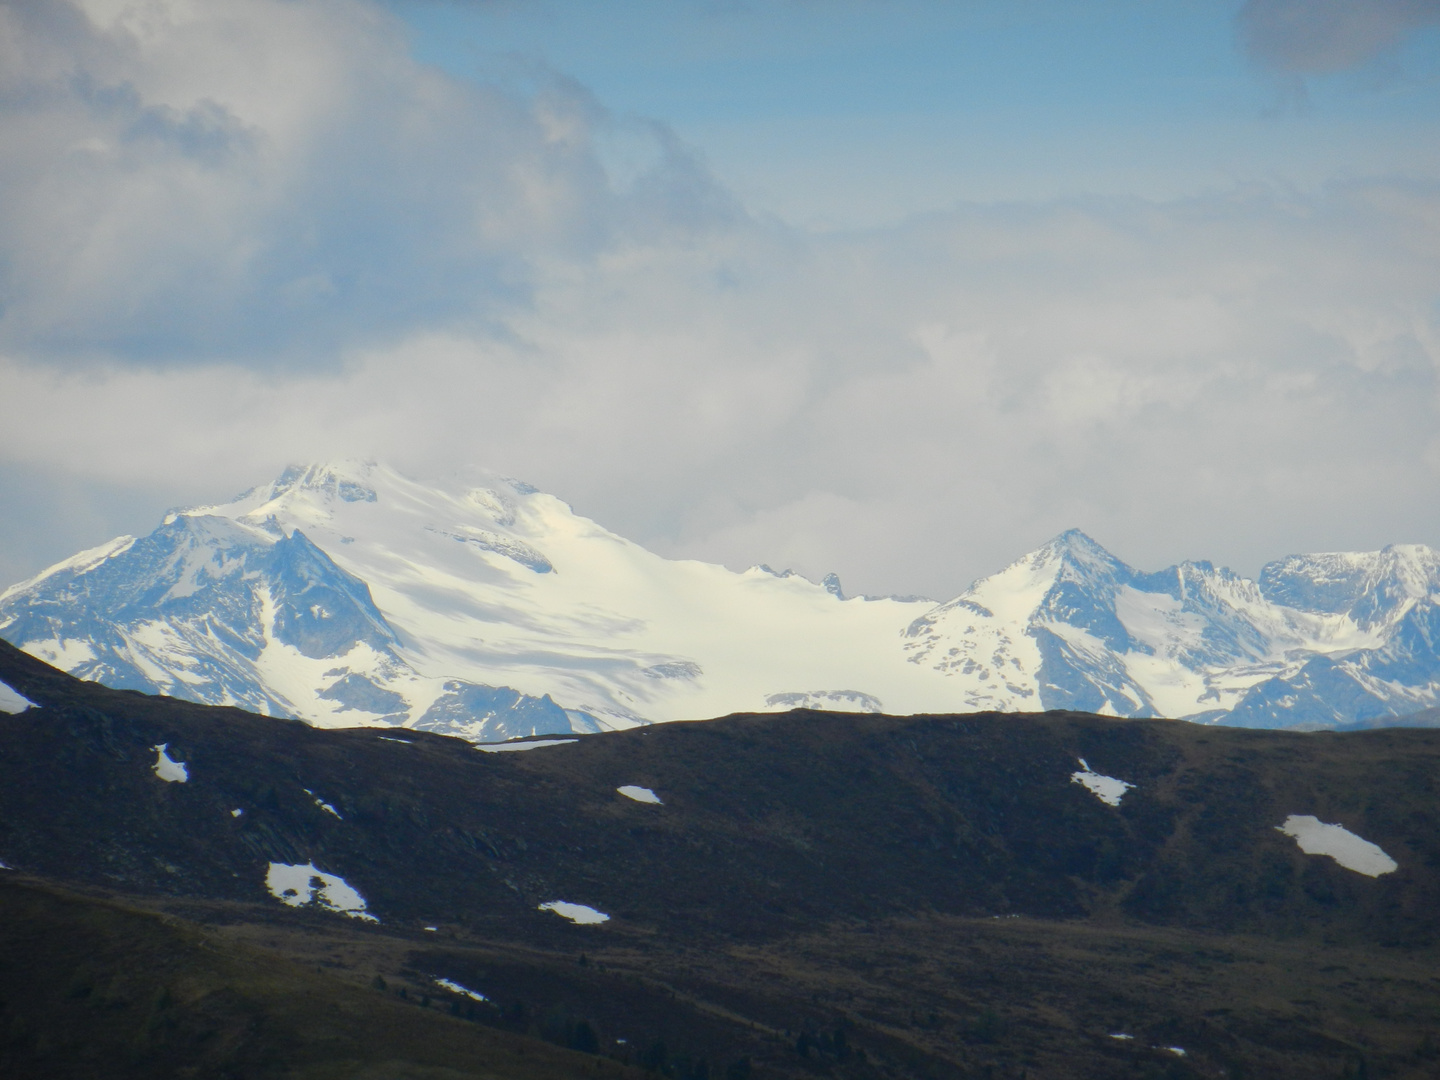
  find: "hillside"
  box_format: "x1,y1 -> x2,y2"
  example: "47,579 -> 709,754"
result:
3,639 -> 1440,1077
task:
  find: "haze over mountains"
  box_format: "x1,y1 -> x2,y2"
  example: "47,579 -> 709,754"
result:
4,460 -> 1440,736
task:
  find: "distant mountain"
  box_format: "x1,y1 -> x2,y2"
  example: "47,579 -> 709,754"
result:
4,460 -> 1440,733
904,530 -> 1440,727
0,492 -> 576,742
0,463 -> 946,737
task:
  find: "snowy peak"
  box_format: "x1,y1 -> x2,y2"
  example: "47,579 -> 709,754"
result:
8,465 -> 1440,732
917,529 -> 1134,637
235,460 -> 381,511
2,462 -> 944,735
0,474 -> 578,738
1037,528 -> 1131,578
211,462 -> 569,574
902,529 -> 1440,726
1029,530 -> 1139,653
0,509 -> 410,715
1260,545 -> 1440,629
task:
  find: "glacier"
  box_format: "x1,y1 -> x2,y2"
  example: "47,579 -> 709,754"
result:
4,460 -> 1440,733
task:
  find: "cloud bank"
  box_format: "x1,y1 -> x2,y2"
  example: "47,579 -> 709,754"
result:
1,0 -> 1439,602
0,0 -> 732,363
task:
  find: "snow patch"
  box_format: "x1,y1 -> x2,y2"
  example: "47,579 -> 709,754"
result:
476,738 -> 578,753
1070,758 -> 1132,806
1108,1033 -> 1134,1041
377,736 -> 412,744
265,862 -> 378,920
1277,815 -> 1398,877
0,679 -> 36,714
435,977 -> 488,1002
304,788 -> 343,818
617,785 -> 662,804
538,900 -> 610,924
152,744 -> 188,783
231,808 -> 244,817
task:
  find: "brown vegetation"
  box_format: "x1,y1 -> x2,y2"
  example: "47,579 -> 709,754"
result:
2,638 -> 1439,1078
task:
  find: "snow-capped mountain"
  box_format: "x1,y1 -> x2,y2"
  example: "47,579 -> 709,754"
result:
3,460 -> 1439,734
0,463 -> 954,736
0,499 -> 576,740
902,530 -> 1440,725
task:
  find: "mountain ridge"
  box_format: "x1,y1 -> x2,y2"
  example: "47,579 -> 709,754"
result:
2,637 -> 1440,1079
6,460 -> 1440,734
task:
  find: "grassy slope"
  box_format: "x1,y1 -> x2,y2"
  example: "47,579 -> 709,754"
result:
3,639 -> 1440,1078
0,877 -> 640,1080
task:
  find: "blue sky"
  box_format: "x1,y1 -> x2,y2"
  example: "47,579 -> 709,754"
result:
398,0 -> 1440,222
1,0 -> 1439,599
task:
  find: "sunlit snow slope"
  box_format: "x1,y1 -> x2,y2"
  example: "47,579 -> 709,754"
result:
5,461 -> 1440,734
0,464 -> 952,734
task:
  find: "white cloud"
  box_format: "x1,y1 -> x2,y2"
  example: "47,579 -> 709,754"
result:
0,0 -> 729,362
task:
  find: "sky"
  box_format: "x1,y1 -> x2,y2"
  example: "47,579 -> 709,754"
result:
1,0 -> 1439,601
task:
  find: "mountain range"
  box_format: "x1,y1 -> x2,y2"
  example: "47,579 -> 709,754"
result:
4,460 -> 1440,736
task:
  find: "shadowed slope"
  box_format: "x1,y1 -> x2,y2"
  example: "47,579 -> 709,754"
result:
2,639 -> 1440,1078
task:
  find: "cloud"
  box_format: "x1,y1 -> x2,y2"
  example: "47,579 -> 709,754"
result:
2,1 -> 1440,602
1237,0 -> 1440,74
0,0 -> 734,365
3,177 -> 1439,597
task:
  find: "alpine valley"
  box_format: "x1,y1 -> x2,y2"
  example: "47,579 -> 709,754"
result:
5,460 -> 1440,738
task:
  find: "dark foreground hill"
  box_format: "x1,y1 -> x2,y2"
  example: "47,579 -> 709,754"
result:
2,639 -> 1439,1079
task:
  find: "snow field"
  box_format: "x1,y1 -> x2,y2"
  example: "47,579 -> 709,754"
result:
1276,815 -> 1398,877
0,679 -> 36,714
152,744 -> 188,783
1070,759 -> 1133,806
266,861 -> 378,920
435,977 -> 487,1002
617,785 -> 662,804
304,789 -> 343,818
538,901 -> 610,924
1107,1033 -> 1184,1056
202,463 -> 954,725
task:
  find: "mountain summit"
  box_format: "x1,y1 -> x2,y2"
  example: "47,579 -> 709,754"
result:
5,461 -> 1440,733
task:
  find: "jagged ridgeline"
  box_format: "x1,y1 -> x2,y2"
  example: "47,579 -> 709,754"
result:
7,461 -> 1440,732
2,640 -> 1440,1079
